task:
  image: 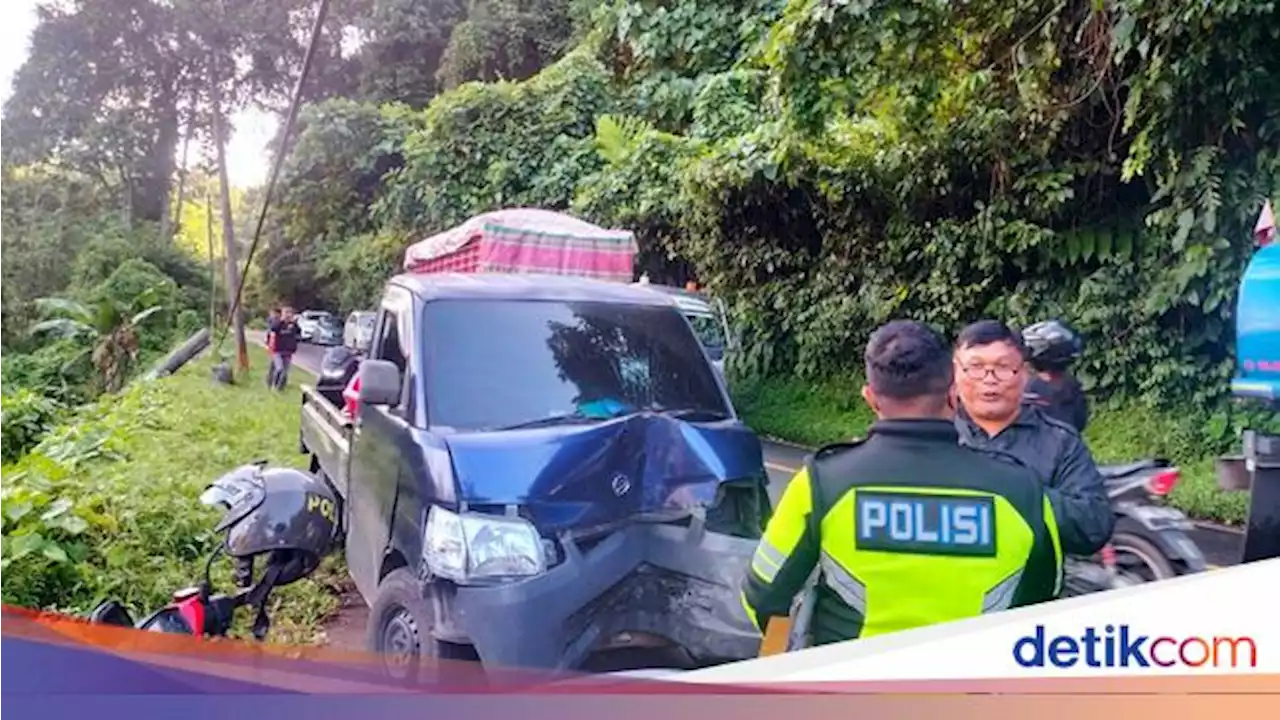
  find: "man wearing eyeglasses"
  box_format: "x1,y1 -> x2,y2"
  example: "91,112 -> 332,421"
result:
952,320 -> 1113,557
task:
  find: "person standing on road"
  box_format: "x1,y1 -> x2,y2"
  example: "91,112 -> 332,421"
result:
952,320 -> 1113,557
741,320 -> 1064,648
269,306 -> 301,391
265,308 -> 282,388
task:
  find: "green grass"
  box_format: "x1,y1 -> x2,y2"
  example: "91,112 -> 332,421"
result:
731,374 -> 1252,526
1,345 -> 347,645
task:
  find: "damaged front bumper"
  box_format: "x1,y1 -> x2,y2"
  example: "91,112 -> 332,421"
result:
446,516 -> 762,671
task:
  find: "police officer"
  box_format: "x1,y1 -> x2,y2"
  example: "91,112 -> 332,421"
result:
741,320 -> 1064,646
952,320 -> 1113,556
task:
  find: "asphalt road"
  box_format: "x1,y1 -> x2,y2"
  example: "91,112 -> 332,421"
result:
267,335 -> 1243,569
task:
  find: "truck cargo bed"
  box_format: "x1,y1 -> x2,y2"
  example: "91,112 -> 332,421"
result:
300,384 -> 353,500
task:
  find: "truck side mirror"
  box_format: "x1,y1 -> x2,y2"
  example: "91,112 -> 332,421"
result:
359,359 -> 402,406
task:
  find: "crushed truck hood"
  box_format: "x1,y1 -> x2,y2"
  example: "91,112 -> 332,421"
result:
443,413 -> 765,532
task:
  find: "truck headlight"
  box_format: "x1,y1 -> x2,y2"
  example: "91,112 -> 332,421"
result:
423,507 -> 547,583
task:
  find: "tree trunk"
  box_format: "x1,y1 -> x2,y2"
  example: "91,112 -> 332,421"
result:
121,168 -> 133,232
209,55 -> 249,372
207,191 -> 218,332
136,91 -> 181,224
161,107 -> 196,244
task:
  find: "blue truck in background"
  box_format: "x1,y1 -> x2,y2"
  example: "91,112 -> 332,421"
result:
1220,201 -> 1280,565
1232,231 -> 1280,403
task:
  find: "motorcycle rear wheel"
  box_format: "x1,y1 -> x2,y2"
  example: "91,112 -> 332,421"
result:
1111,532 -> 1179,582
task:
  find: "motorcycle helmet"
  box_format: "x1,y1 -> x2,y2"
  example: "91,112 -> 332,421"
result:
1021,319 -> 1083,370
200,464 -> 337,587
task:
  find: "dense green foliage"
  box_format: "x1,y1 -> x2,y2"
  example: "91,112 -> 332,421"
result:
263,0 -> 1278,413
260,0 -> 1279,531
0,348 -> 342,643
0,170 -> 212,445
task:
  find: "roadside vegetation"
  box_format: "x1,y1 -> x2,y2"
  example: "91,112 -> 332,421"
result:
0,347 -> 345,644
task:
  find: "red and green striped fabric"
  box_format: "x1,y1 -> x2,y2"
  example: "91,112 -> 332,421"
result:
403,208 -> 637,282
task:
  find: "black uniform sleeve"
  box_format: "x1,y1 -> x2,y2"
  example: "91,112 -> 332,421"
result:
1047,432 -> 1115,555
1068,377 -> 1090,433
741,466 -> 821,630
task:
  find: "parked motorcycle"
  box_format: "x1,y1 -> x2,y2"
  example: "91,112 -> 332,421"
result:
88,580 -> 256,638
85,462 -> 338,641
1063,459 -> 1208,595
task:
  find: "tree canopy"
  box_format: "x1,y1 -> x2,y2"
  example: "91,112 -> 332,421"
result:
5,0 -> 1279,412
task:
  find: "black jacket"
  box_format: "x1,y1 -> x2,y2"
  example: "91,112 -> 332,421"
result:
1025,374 -> 1089,433
272,320 -> 300,355
955,406 -> 1114,556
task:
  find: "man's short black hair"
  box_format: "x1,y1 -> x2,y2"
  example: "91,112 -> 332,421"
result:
955,319 -> 1028,358
864,320 -> 954,400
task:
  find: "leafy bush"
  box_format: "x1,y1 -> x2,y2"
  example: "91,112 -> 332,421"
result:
68,233 -> 211,319
0,348 -> 340,643
315,230 -> 408,313
0,338 -> 95,406
87,259 -> 182,351
0,389 -> 65,463
175,309 -> 205,339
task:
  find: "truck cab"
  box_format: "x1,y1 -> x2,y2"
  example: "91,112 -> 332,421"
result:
301,273 -> 769,679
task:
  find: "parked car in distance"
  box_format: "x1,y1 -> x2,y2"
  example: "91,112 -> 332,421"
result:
343,311 -> 376,353
314,314 -> 344,346
298,310 -> 340,344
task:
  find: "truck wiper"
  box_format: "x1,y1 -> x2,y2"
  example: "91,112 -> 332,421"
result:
648,407 -> 731,421
493,411 -> 605,431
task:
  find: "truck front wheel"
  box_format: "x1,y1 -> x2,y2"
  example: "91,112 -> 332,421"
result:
365,569 -> 477,686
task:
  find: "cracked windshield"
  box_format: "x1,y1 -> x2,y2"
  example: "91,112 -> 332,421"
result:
422,299 -> 729,432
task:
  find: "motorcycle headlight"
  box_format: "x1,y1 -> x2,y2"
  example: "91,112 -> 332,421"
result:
423,507 -> 546,583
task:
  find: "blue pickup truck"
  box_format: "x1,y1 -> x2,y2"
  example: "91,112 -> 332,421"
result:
300,273 -> 770,680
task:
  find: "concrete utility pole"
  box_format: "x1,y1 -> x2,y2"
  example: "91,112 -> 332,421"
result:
209,53 -> 249,372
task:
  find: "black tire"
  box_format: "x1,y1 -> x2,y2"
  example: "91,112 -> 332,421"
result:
1111,531 -> 1179,582
365,569 -> 476,687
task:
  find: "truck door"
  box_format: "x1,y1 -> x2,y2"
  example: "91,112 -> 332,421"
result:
346,287 -> 416,601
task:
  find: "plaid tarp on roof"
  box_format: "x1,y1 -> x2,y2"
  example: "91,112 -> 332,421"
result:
403,208 -> 638,282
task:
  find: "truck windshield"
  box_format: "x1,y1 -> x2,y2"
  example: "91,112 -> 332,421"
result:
422,299 -> 731,432
685,312 -> 726,359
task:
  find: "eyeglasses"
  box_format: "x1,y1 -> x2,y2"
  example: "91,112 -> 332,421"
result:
958,363 -> 1021,382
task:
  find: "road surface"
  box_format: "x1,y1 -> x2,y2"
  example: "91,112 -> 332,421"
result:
257,334 -> 1243,647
